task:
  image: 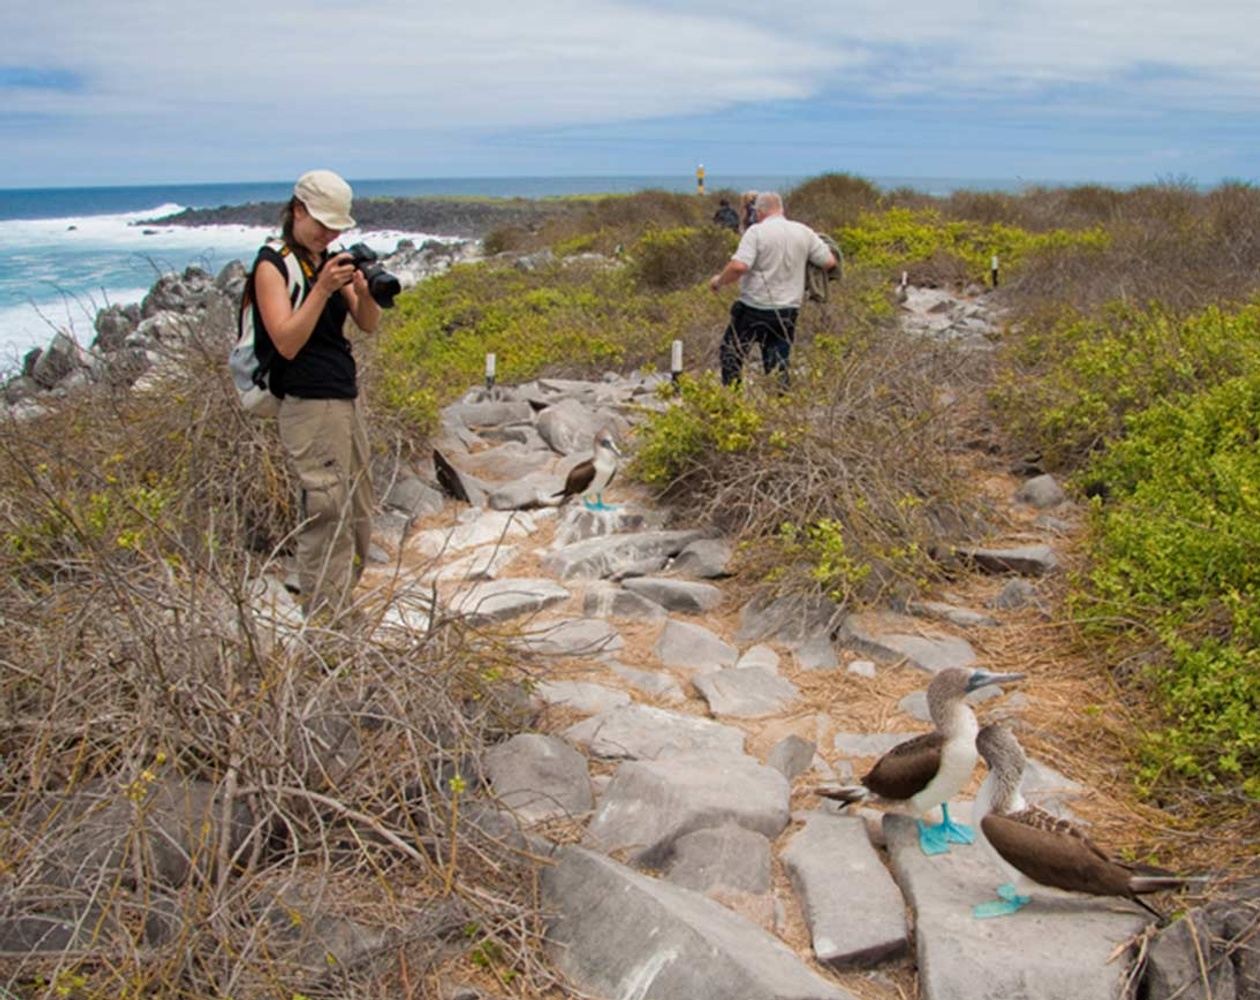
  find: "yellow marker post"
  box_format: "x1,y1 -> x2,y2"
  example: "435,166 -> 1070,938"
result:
696,164 -> 705,195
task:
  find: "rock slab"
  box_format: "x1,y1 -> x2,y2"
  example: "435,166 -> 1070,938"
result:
543,847 -> 854,1000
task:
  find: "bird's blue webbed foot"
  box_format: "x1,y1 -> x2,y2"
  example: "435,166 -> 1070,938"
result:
917,818 -> 951,856
930,802 -> 975,846
583,494 -> 616,512
972,883 -> 1031,919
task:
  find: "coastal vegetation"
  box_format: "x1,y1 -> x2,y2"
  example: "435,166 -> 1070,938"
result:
3,172 -> 1258,995
375,175 -> 1260,809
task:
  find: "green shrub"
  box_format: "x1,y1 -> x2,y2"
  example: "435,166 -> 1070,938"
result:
785,173 -> 882,232
1076,371 -> 1260,796
631,371 -> 765,486
628,226 -> 738,292
373,257 -> 727,434
838,208 -> 1109,281
993,299 -> 1260,467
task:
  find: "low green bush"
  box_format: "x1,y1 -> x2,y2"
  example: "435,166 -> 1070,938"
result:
628,225 -> 738,292
838,207 -> 1109,281
993,299 -> 1260,468
1076,371 -> 1260,797
373,257 -> 727,433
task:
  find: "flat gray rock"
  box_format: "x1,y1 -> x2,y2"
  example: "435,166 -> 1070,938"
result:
533,680 -> 631,714
449,442 -> 554,483
583,581 -> 668,622
794,632 -> 839,670
519,617 -> 624,656
884,814 -> 1148,1000
838,615 -> 976,673
584,752 -> 790,866
654,619 -> 738,673
694,668 -> 800,719
767,735 -> 816,781
383,473 -> 444,518
736,644 -> 780,673
544,529 -> 704,580
670,538 -> 733,578
606,662 -> 686,702
956,544 -> 1059,577
422,542 -> 518,582
564,705 -> 745,760
536,398 -> 600,454
485,734 -> 593,823
782,813 -> 908,968
737,593 -> 841,644
623,576 -> 724,613
987,578 -> 1040,610
1014,474 -> 1066,509
553,506 -> 661,545
908,601 -> 998,629
543,847 -> 854,1000
443,400 -> 533,429
409,510 -> 535,558
448,578 -> 569,624
666,823 -> 772,894
833,732 -> 919,758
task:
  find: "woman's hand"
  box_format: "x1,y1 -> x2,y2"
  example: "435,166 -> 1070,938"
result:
314,253 -> 356,299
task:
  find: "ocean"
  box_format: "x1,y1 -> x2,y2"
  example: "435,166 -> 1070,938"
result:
0,173 -> 1024,370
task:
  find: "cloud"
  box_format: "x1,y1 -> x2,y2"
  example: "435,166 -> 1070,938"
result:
2,1 -> 1258,183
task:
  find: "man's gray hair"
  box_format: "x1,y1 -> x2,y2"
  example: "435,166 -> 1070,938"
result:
754,191 -> 783,215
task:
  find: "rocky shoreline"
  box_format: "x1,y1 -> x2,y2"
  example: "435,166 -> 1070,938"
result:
148,196 -> 568,239
1,237 -> 479,413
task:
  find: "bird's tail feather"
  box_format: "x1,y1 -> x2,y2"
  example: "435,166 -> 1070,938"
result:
815,784 -> 868,806
1128,875 -> 1200,895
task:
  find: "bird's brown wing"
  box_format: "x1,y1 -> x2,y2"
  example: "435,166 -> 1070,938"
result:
559,459 -> 595,498
862,732 -> 944,802
981,811 -> 1133,897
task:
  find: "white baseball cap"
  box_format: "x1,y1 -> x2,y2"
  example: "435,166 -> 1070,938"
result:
293,169 -> 356,230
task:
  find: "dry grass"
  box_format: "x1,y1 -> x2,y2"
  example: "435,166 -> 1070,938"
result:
0,327 -> 561,998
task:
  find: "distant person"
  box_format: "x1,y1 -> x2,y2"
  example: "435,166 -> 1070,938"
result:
708,191 -> 836,387
740,190 -> 759,232
712,198 -> 740,232
245,169 -> 381,619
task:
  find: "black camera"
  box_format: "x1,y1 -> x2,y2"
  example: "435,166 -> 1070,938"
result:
337,243 -> 401,308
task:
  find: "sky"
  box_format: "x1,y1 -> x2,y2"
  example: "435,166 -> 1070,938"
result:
3,0 -> 1259,189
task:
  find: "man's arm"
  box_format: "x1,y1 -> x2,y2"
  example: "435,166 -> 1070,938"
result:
709,258 -> 749,292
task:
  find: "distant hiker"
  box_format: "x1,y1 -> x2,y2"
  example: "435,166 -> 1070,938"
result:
708,191 -> 837,387
245,169 -> 380,619
712,198 -> 740,232
740,190 -> 759,232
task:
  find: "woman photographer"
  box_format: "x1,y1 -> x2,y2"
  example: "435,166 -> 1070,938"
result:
248,169 -> 380,620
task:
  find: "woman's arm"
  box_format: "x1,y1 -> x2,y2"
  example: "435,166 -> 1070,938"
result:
255,253 -> 357,361
341,271 -> 382,334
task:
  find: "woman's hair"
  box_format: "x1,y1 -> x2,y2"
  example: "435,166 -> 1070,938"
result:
278,196 -> 317,267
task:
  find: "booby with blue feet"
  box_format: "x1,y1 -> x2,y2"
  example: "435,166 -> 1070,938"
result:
553,428 -> 622,511
971,723 -> 1196,919
817,666 -> 1025,856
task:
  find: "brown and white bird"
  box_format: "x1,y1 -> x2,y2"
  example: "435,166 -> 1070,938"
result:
817,667 -> 1025,856
971,723 -> 1196,919
553,429 -> 622,511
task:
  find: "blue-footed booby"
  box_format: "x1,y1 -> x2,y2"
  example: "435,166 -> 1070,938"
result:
817,666 -> 1025,856
972,723 -> 1195,919
553,429 -> 621,511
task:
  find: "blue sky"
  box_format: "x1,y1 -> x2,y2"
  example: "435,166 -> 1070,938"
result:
2,0 -> 1258,188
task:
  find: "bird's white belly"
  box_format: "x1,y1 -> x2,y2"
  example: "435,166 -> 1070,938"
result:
909,738 -> 977,817
589,458 -> 616,494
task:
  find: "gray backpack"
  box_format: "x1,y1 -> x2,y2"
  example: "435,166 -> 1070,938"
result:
230,240 -> 305,417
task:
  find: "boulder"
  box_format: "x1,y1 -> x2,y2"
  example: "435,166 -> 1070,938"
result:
533,680 -> 631,715
782,813 -> 908,968
666,823 -> 772,894
584,752 -> 789,866
654,619 -> 738,673
737,593 -> 841,645
536,398 -> 600,454
583,582 -> 668,622
544,529 -> 704,580
564,705 -> 745,760
518,617 -> 623,657
670,538 -> 733,578
694,668 -> 800,719
838,614 -> 976,673
1014,474 -> 1066,509
956,544 -> 1058,577
446,578 -> 569,624
606,662 -> 686,703
767,735 -> 816,781
485,733 -> 593,822
543,847 -> 854,1000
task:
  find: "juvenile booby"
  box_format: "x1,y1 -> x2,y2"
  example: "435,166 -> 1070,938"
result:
817,666 -> 1025,856
972,723 -> 1194,919
553,429 -> 622,511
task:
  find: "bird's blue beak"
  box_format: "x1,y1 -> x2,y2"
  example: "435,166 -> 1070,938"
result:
966,670 -> 1026,693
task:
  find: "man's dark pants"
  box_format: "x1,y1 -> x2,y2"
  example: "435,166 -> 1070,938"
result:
719,300 -> 799,386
